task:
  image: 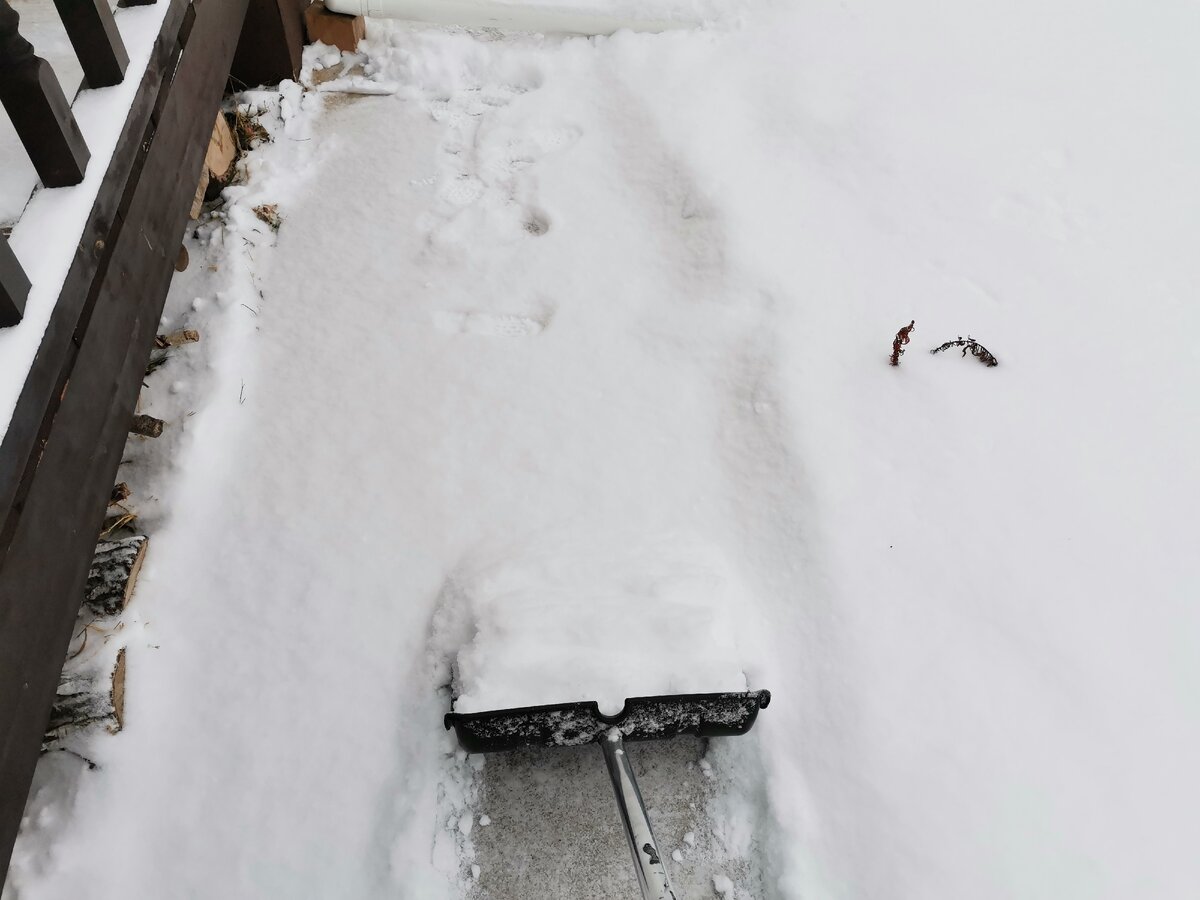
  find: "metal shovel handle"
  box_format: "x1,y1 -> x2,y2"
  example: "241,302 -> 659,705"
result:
600,728 -> 679,900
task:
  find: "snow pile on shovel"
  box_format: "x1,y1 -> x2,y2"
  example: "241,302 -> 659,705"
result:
433,533 -> 755,715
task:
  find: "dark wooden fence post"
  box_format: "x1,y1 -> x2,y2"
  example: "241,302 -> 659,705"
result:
53,0 -> 129,89
0,0 -> 90,187
231,0 -> 308,88
0,234 -> 30,327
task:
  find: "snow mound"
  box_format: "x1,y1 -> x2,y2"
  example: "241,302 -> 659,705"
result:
434,533 -> 752,715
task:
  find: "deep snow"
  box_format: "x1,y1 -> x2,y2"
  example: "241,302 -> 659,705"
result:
5,2 -> 1200,898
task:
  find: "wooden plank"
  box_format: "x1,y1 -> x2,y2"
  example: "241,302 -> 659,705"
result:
0,0 -> 90,187
0,0 -> 193,563
0,234 -> 29,327
230,0 -> 308,88
53,0 -> 130,89
0,0 -> 251,881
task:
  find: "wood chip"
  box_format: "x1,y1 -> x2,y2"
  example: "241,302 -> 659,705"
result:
154,329 -> 200,349
129,414 -> 164,438
206,112 -> 237,183
191,167 -> 210,220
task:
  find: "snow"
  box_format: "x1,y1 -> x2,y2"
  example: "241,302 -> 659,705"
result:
6,2 -> 1200,899
434,533 -> 751,714
0,2 -> 172,439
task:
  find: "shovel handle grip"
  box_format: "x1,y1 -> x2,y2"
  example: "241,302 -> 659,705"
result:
600,728 -> 679,900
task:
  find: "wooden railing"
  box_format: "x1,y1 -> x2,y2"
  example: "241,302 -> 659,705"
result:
0,0 -> 93,193
0,230 -> 27,326
2,0 -> 105,326
0,0 -> 309,884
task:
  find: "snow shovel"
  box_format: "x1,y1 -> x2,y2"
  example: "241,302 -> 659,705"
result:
445,689 -> 771,900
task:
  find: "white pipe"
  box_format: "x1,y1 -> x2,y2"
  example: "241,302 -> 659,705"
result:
324,0 -> 698,35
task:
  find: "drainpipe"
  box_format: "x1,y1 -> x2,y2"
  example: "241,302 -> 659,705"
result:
323,0 -> 697,35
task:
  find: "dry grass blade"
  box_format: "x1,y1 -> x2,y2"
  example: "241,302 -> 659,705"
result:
145,351 -> 169,378
233,108 -> 270,154
100,512 -> 137,538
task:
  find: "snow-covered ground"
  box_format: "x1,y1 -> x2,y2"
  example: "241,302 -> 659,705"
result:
6,1 -> 1200,898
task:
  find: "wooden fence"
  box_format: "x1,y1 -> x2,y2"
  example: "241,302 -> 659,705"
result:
0,0 -> 307,882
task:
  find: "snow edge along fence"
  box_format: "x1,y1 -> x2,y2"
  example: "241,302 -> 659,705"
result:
0,0 -> 264,883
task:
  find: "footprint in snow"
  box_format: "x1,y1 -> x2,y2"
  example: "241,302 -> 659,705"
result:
522,210 -> 551,236
439,176 -> 486,208
432,309 -> 551,338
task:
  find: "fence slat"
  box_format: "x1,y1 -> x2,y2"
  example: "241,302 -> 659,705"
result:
0,234 -> 30,327
0,0 -> 247,881
0,0 -> 91,187
231,0 -> 307,87
54,0 -> 129,89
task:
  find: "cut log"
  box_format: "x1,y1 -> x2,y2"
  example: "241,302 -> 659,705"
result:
42,649 -> 125,751
154,328 -> 200,349
129,413 -> 164,437
84,535 -> 147,617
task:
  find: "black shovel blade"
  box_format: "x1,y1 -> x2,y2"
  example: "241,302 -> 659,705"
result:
444,689 -> 771,753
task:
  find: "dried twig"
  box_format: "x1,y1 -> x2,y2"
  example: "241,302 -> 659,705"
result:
41,747 -> 98,770
144,352 -> 168,378
930,335 -> 999,367
890,320 -> 915,366
66,625 -> 91,662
